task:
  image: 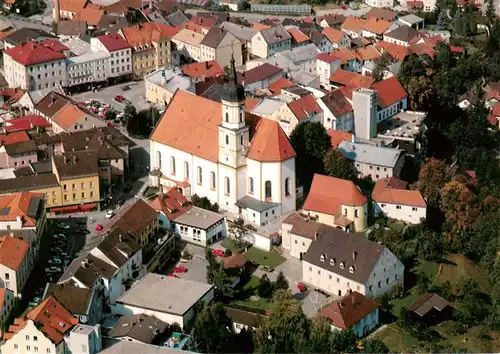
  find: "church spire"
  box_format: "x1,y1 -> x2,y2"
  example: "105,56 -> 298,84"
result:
221,52 -> 245,103
229,52 -> 237,85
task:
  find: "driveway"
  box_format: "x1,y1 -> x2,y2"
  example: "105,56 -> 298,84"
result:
164,243 -> 208,284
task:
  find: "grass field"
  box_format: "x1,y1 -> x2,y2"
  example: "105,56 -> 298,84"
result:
230,276 -> 272,311
244,247 -> 285,268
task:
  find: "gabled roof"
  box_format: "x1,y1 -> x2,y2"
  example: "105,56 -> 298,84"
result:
103,199 -> 158,237
150,188 -> 192,221
95,229 -> 140,268
97,33 -> 131,51
384,25 -> 420,43
200,27 -> 229,48
372,177 -> 426,207
0,192 -> 44,227
166,9 -> 189,27
362,18 -> 392,35
4,41 -> 66,66
267,77 -> 295,95
59,0 -> 87,13
283,212 -> 328,240
45,283 -> 93,316
330,47 -> 356,64
322,27 -> 344,43
0,235 -> 30,271
316,52 -> 339,64
108,314 -> 168,344
35,91 -> 72,118
288,94 -> 322,121
72,7 -> 105,26
4,115 -> 51,133
321,14 -> 346,26
303,174 -> 367,215
365,8 -> 398,21
328,129 -> 353,148
52,151 -> 98,179
172,28 -> 204,46
375,41 -> 411,61
341,16 -> 365,34
371,76 -> 407,108
287,27 -> 310,44
2,28 -> 56,46
408,293 -> 450,317
320,291 -> 379,328
330,69 -> 375,89
247,118 -> 295,162
51,103 -> 92,130
321,89 -> 353,118
121,22 -> 178,47
182,60 -> 224,78
238,63 -> 283,85
352,46 -> 381,61
260,24 -> 291,44
0,131 -> 30,146
4,296 -> 78,344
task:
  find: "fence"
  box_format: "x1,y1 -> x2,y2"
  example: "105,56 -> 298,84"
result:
250,3 -> 312,14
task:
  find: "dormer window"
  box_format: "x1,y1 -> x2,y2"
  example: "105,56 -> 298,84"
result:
320,255 -> 325,262
329,258 -> 335,266
349,266 -> 355,273
340,262 -> 345,269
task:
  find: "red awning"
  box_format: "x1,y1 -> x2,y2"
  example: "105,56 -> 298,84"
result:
50,205 -> 79,213
78,203 -> 96,212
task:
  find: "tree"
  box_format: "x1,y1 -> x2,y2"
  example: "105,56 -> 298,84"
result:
436,10 -> 451,30
258,274 -> 273,298
123,103 -> 137,122
486,0 -> 496,25
105,110 -> 117,121
254,290 -> 311,353
371,52 -> 392,82
417,158 -> 451,207
323,149 -> 356,181
273,270 -> 289,292
329,329 -> 359,353
228,217 -> 252,241
407,75 -> 433,110
398,54 -> 426,87
191,302 -> 235,353
126,107 -> 159,137
205,247 -> 234,299
363,339 -> 390,353
191,194 -> 219,212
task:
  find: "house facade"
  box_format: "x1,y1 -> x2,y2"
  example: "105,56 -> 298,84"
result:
90,34 -> 133,79
0,236 -> 33,298
251,25 -> 292,59
200,28 -> 242,68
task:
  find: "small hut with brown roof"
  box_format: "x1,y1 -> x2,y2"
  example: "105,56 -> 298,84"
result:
408,293 -> 452,325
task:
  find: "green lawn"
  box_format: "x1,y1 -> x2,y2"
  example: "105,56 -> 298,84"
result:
390,291 -> 420,317
230,276 -> 272,312
373,324 -> 420,352
244,247 -> 285,268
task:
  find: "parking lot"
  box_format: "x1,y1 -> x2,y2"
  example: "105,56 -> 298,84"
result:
72,81 -> 150,112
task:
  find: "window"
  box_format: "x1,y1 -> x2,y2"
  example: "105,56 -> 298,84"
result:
90,191 -> 94,198
240,135 -> 244,145
184,162 -> 189,179
248,177 -> 254,194
224,177 -> 231,195
34,347 -> 38,353
225,135 -> 229,145
170,156 -> 176,175
412,207 -> 417,211
81,192 -> 85,198
225,112 -> 229,122
26,346 -> 31,352
46,349 -> 50,353
26,335 -> 30,340
5,273 -> 9,280
378,281 -> 381,288
396,205 -> 402,210
81,182 -> 85,189
309,266 -> 312,272
265,181 -> 272,199
197,167 -> 202,185
344,208 -> 347,216
355,209 -> 359,218
381,203 -> 386,208
386,278 -> 390,284
210,171 -> 216,190
14,344 -> 18,350
285,177 -> 291,197
294,240 -> 297,244
156,151 -> 162,169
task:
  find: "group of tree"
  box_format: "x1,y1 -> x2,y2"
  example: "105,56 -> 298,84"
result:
205,248 -> 234,299
257,271 -> 289,298
125,104 -> 160,138
191,194 -> 219,212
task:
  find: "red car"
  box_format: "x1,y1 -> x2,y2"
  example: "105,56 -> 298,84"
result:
297,283 -> 307,292
174,266 -> 187,273
212,249 -> 225,257
95,224 -> 103,232
107,122 -> 114,127
168,273 -> 178,278
114,95 -> 126,102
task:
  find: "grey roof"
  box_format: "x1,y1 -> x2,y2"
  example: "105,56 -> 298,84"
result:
275,43 -> 320,63
283,212 -> 327,240
100,339 -> 193,354
337,141 -> 404,168
220,22 -> 257,42
384,25 -> 420,42
260,24 -> 291,45
0,173 -> 60,194
0,18 -> 14,32
145,69 -> 192,94
250,98 -> 283,116
56,21 -> 87,36
116,273 -> 213,316
166,10 -> 189,27
45,283 -> 93,315
302,224 -> 386,283
147,11 -> 170,25
59,253 -> 117,286
173,206 -> 224,229
96,230 -> 140,268
108,314 -> 168,344
408,293 -> 450,317
398,14 -> 424,25
200,27 -> 228,48
289,70 -> 319,86
224,307 -> 267,327
3,28 -> 56,45
235,195 -> 278,213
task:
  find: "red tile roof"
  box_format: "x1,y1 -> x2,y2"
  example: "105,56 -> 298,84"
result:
375,41 -> 410,61
72,7 -> 105,26
4,296 -> 78,343
150,188 -> 192,220
267,77 -> 295,95
288,94 -> 322,121
287,28 -> 310,43
97,33 -> 131,51
40,39 -> 69,53
371,76 -> 407,108
4,41 -> 66,66
0,130 -> 30,146
488,115 -> 498,126
223,253 -> 247,269
59,0 -> 87,13
5,115 -> 51,133
237,63 -> 283,85
121,22 -> 179,47
330,47 -> 356,64
182,60 -> 224,78
407,1 -> 424,6
330,69 -> 375,89
492,104 -> 500,116
247,118 -> 295,162
320,291 -> 379,329
327,129 -> 353,148
0,192 -> 44,227
0,235 -> 29,271
316,52 -> 339,64
341,16 -> 366,34
190,15 -> 217,28
372,177 -> 426,207
352,46 -> 381,61
303,174 -> 367,215
362,18 -> 392,35
322,27 -> 344,43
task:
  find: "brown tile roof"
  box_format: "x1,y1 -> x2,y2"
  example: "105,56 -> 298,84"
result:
4,140 -> 37,155
321,14 -> 346,26
341,16 -> 366,34
72,7 -> 105,26
0,235 -> 30,270
246,118 -> 295,162
288,94 -> 322,121
35,91 -> 71,119
320,291 -> 379,328
96,229 -> 140,267
56,20 -> 87,36
267,77 -> 295,95
302,225 -> 385,283
372,177 -> 426,207
223,253 -> 247,269
384,25 -> 420,43
330,47 -> 356,65
182,60 -> 224,78
365,8 -> 398,21
0,192 -> 44,227
237,63 -> 283,85
322,27 -> 344,43
103,199 -> 157,237
45,283 -> 93,315
59,0 -> 88,13
287,28 -> 310,44
4,296 -> 78,343
201,27 -> 229,48
150,188 -> 192,221
330,69 -> 374,88
0,173 -> 60,194
108,314 -> 168,343
283,212 -> 327,240
303,174 -> 367,215
375,41 -> 410,61
53,151 -> 98,179
371,76 -> 407,108
321,89 -> 353,118
352,46 -> 381,61
327,129 -> 353,148
362,18 -> 392,35
0,131 -> 30,146
408,292 -> 450,317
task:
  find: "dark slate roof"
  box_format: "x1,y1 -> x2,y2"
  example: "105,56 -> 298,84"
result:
0,173 -> 59,194
3,28 -> 56,45
166,9 -> 189,26
45,283 -> 93,315
0,73 -> 8,88
97,230 -> 140,268
59,253 -> 118,287
35,91 -> 72,119
56,21 -> 87,36
200,27 -> 227,48
302,224 -> 385,283
408,293 -> 451,317
52,151 -> 99,179
4,140 -> 37,155
103,199 -> 158,239
260,24 -> 291,45
384,25 -> 420,42
108,314 -> 168,343
236,195 -> 278,212
282,212 -> 328,240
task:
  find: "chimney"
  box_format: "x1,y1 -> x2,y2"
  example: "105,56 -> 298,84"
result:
314,232 -> 319,240
352,251 -> 357,260
72,155 -> 77,163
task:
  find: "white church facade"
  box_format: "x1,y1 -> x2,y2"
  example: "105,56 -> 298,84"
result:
149,57 -> 297,228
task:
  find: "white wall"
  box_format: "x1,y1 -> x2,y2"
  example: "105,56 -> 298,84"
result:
242,231 -> 272,251
373,202 -> 426,224
376,98 -> 408,123
317,98 -> 354,131
1,320 -> 59,354
364,248 -> 404,298
5,56 -> 67,91
174,219 -> 226,246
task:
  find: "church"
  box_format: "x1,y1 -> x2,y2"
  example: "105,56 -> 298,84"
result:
149,56 -> 297,227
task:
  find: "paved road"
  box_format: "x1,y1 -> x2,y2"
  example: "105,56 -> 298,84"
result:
0,14 -> 52,31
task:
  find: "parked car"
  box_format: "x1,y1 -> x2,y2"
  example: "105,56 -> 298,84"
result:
106,210 -> 115,219
212,249 -> 225,257
116,197 -> 124,206
168,274 -> 178,278
58,223 -> 71,230
122,85 -> 131,91
174,266 -> 187,273
52,247 -> 64,253
45,266 -> 62,273
95,224 -> 103,232
297,283 -> 307,292
114,95 -> 126,103
48,259 -> 62,265
259,265 -> 274,272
